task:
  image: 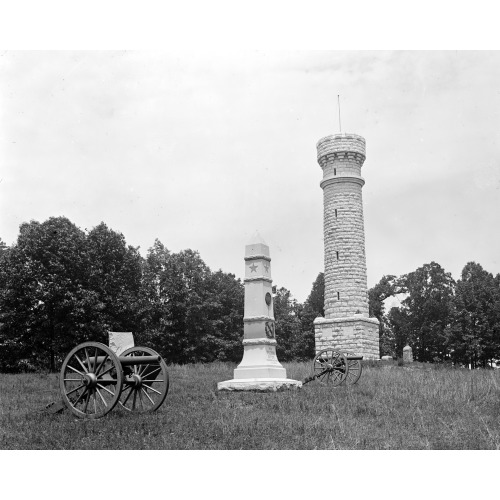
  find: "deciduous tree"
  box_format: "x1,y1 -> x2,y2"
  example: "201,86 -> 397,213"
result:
447,262 -> 500,367
0,217 -> 96,370
387,262 -> 455,362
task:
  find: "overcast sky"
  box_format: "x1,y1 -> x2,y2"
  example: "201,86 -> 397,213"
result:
1,51 -> 499,302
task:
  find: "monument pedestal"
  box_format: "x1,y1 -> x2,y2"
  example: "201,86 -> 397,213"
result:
218,338 -> 302,391
218,235 -> 302,392
314,314 -> 380,359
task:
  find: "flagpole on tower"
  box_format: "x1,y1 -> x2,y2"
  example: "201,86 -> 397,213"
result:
337,94 -> 342,134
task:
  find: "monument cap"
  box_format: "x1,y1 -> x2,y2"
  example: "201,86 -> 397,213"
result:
245,232 -> 270,258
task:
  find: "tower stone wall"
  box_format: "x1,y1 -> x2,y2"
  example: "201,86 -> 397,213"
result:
314,133 -> 380,359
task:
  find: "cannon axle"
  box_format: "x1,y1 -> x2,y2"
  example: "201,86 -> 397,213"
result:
83,355 -> 161,368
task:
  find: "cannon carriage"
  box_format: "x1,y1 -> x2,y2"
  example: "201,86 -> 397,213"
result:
59,341 -> 169,419
303,348 -> 363,387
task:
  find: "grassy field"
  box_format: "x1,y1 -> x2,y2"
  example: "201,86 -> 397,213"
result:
1,360 -> 500,449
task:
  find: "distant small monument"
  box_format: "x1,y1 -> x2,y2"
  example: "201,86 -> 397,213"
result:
218,234 -> 302,391
403,345 -> 413,363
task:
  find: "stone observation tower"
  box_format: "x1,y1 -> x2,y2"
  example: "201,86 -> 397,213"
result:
313,133 -> 379,359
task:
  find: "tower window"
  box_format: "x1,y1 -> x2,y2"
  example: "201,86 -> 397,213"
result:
336,251 -> 339,260
334,168 -> 337,176
337,292 -> 340,300
335,209 -> 338,218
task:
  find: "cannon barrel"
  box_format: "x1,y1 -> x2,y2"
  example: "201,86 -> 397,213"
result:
118,355 -> 161,366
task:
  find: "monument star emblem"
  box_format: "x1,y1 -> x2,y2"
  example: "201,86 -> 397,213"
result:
249,263 -> 258,272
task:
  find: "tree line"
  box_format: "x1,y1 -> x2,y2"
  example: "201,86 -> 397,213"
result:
2,216 -> 498,372
0,217 -> 321,371
369,262 -> 500,367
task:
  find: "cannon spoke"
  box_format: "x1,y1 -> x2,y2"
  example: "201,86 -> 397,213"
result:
132,389 -> 137,411
73,388 -> 88,407
137,363 -> 151,377
141,366 -> 161,379
66,384 -> 85,397
73,355 -> 88,374
89,348 -> 95,371
121,385 -> 133,406
142,383 -> 162,395
141,388 -> 155,405
96,383 -> 116,396
95,354 -> 109,377
331,370 -> 343,385
96,387 -> 107,407
84,348 -> 92,373
96,365 -> 114,378
83,390 -> 91,413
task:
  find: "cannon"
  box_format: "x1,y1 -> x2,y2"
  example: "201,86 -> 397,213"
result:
302,348 -> 363,387
59,341 -> 169,419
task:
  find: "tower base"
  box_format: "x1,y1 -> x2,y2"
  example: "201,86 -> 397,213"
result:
314,315 -> 380,359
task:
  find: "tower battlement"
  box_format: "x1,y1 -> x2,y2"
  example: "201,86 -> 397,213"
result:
317,134 -> 366,177
316,133 -> 366,162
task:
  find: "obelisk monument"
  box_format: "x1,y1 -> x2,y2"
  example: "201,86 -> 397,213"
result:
313,133 -> 380,359
218,234 -> 302,391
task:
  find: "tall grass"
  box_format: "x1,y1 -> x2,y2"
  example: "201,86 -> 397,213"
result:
1,361 -> 500,449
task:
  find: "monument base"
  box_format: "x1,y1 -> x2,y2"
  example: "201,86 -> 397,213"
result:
314,314 -> 380,359
217,378 -> 302,392
217,339 -> 302,392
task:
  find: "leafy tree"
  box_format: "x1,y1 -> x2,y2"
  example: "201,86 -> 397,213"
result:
192,269 -> 244,362
138,241 -> 244,363
368,275 -> 406,357
0,238 -> 7,258
137,239 -> 173,351
304,272 -> 324,318
85,222 -> 143,338
0,217 -> 96,371
299,273 -> 324,359
447,262 -> 500,367
387,262 -> 455,362
274,287 -> 307,361
386,306 -> 410,358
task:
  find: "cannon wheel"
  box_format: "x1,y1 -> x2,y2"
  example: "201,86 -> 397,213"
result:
118,346 -> 169,413
313,348 -> 348,386
344,352 -> 363,385
59,342 -> 123,419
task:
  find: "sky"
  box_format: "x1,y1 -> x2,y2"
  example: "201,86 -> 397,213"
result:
1,50 -> 500,302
